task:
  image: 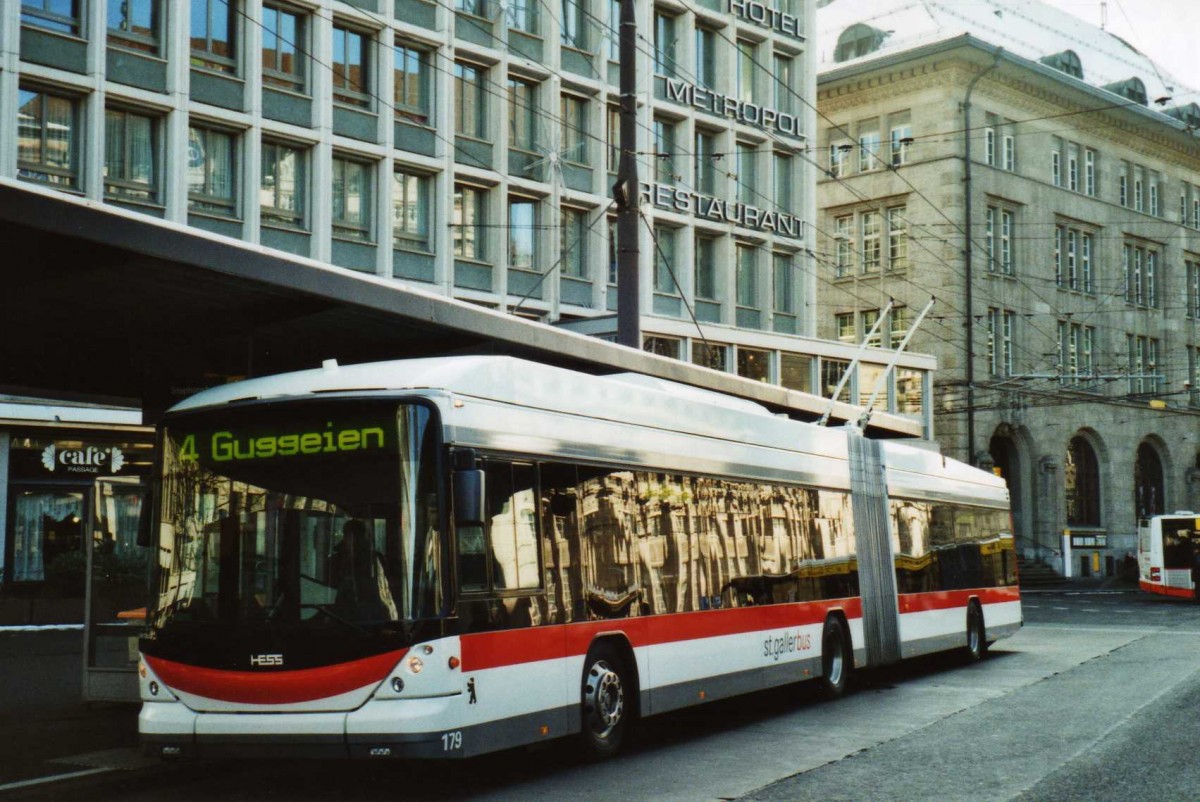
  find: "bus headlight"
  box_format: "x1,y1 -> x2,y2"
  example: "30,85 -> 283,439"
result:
407,655 -> 424,674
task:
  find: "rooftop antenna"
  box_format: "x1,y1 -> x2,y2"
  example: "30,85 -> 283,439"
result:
1100,1 -> 1107,30
818,298 -> 895,427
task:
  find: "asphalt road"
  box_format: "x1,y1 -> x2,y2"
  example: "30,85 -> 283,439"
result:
36,591 -> 1200,801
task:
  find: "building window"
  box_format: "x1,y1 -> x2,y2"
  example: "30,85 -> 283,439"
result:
835,312 -> 855,343
560,207 -> 587,279
1003,134 -> 1015,171
860,210 -> 880,273
506,0 -> 537,33
774,152 -> 793,211
985,205 -> 1013,275
607,217 -> 617,285
890,306 -> 911,348
857,125 -> 880,172
560,94 -> 587,164
1065,436 -> 1101,527
508,78 -> 538,152
644,336 -> 681,359
890,122 -> 911,166
1051,139 -> 1061,186
735,141 -> 756,205
394,42 -> 431,126
654,118 -> 676,185
828,138 -> 851,178
392,168 -> 431,252
561,0 -> 585,48
456,0 -> 487,18
16,88 -> 79,190
781,353 -> 812,393
109,0 -> 161,53
834,214 -> 853,277
737,347 -> 770,382
1057,321 -> 1095,386
695,26 -> 716,87
1123,242 -> 1159,307
23,0 -> 81,35
987,308 -> 1014,377
736,39 -> 756,104
260,140 -> 305,229
862,309 -> 881,348
695,235 -> 717,300
332,156 -> 372,241
695,130 -> 718,195
1127,335 -> 1160,395
262,4 -> 304,91
693,341 -> 727,372
1187,260 -> 1200,319
606,105 -> 621,173
773,252 -> 794,314
821,358 -> 850,400
187,124 -> 236,216
1066,142 -> 1078,191
1084,148 -> 1096,196
508,197 -> 537,271
455,62 -> 486,139
1119,171 -> 1128,207
654,11 -> 676,78
332,24 -> 370,108
1149,171 -> 1160,217
652,226 -> 677,294
190,0 -> 237,74
453,184 -> 486,260
736,244 -> 757,308
1135,443 -> 1165,518
608,0 -> 620,61
1133,168 -> 1144,212
773,54 -> 794,115
887,206 -> 907,271
984,126 -> 995,166
104,108 -> 159,204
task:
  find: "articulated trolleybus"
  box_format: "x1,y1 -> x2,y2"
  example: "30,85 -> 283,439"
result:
1138,512 -> 1200,598
139,357 -> 1022,760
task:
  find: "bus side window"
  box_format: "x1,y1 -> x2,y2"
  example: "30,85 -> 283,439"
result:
457,526 -> 488,592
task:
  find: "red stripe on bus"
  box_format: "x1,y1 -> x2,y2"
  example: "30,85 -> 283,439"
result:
460,598 -> 864,672
145,649 -> 408,705
897,586 -> 1020,614
1140,580 -> 1195,599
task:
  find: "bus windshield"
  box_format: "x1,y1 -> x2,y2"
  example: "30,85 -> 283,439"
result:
148,401 -> 441,638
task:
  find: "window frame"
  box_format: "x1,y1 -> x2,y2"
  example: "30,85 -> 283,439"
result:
392,167 -> 432,252
108,0 -> 162,55
261,3 -> 306,93
260,138 -> 307,230
331,155 -> 374,242
394,41 -> 432,126
187,122 -> 238,217
332,23 -> 371,109
190,0 -> 238,74
103,106 -> 161,205
16,86 -> 81,190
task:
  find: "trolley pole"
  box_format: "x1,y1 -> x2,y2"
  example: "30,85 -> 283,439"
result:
614,0 -> 641,349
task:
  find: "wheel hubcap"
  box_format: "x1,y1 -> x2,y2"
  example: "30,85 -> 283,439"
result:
826,637 -> 843,685
585,660 -> 624,738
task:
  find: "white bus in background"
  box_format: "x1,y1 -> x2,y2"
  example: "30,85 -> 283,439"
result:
1138,513 -> 1200,599
137,357 -> 1022,761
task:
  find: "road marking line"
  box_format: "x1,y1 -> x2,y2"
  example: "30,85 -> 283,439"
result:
0,767 -> 112,793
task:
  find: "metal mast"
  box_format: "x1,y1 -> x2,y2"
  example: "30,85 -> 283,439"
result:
614,0 -> 641,349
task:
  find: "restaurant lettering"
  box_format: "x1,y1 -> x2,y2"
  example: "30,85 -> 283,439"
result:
640,181 -> 804,239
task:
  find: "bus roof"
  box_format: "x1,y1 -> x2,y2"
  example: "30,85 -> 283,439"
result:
168,356 -> 1005,499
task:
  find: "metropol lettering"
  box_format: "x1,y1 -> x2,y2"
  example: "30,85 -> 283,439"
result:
665,79 -> 803,139
640,182 -> 804,238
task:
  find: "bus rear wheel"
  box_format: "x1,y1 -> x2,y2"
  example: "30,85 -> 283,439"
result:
965,603 -> 988,662
580,645 -> 630,759
819,617 -> 850,700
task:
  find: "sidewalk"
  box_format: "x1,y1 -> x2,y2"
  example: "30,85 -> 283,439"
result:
1018,571 -> 1141,594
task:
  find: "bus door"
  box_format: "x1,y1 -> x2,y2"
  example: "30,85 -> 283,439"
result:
83,476 -> 149,702
847,435 -> 901,667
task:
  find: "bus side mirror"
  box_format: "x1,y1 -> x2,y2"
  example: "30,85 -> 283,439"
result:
136,485 -> 154,548
454,469 -> 485,527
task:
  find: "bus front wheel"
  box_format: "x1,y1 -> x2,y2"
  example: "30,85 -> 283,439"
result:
965,603 -> 988,662
819,617 -> 850,700
580,645 -> 630,759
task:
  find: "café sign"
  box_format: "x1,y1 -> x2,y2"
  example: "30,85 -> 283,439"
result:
41,444 -> 126,475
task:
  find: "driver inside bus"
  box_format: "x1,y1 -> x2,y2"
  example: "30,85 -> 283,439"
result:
331,519 -> 398,622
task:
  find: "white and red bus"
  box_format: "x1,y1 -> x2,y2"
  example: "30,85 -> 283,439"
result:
138,357 -> 1022,760
1138,513 -> 1200,599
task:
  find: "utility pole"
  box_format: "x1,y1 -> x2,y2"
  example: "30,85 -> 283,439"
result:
614,0 -> 641,349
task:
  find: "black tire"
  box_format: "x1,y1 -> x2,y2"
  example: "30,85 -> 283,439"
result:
965,603 -> 988,662
819,617 -> 850,700
580,644 -> 631,759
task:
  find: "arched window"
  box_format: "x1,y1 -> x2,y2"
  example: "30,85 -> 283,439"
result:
1134,442 -> 1164,518
1065,436 -> 1100,526
1040,50 -> 1083,80
834,24 -> 886,63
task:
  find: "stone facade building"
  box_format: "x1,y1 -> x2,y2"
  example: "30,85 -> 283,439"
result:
816,0 -> 1200,575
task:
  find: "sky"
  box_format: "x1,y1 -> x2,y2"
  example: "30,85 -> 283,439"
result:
1037,0 -> 1200,100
